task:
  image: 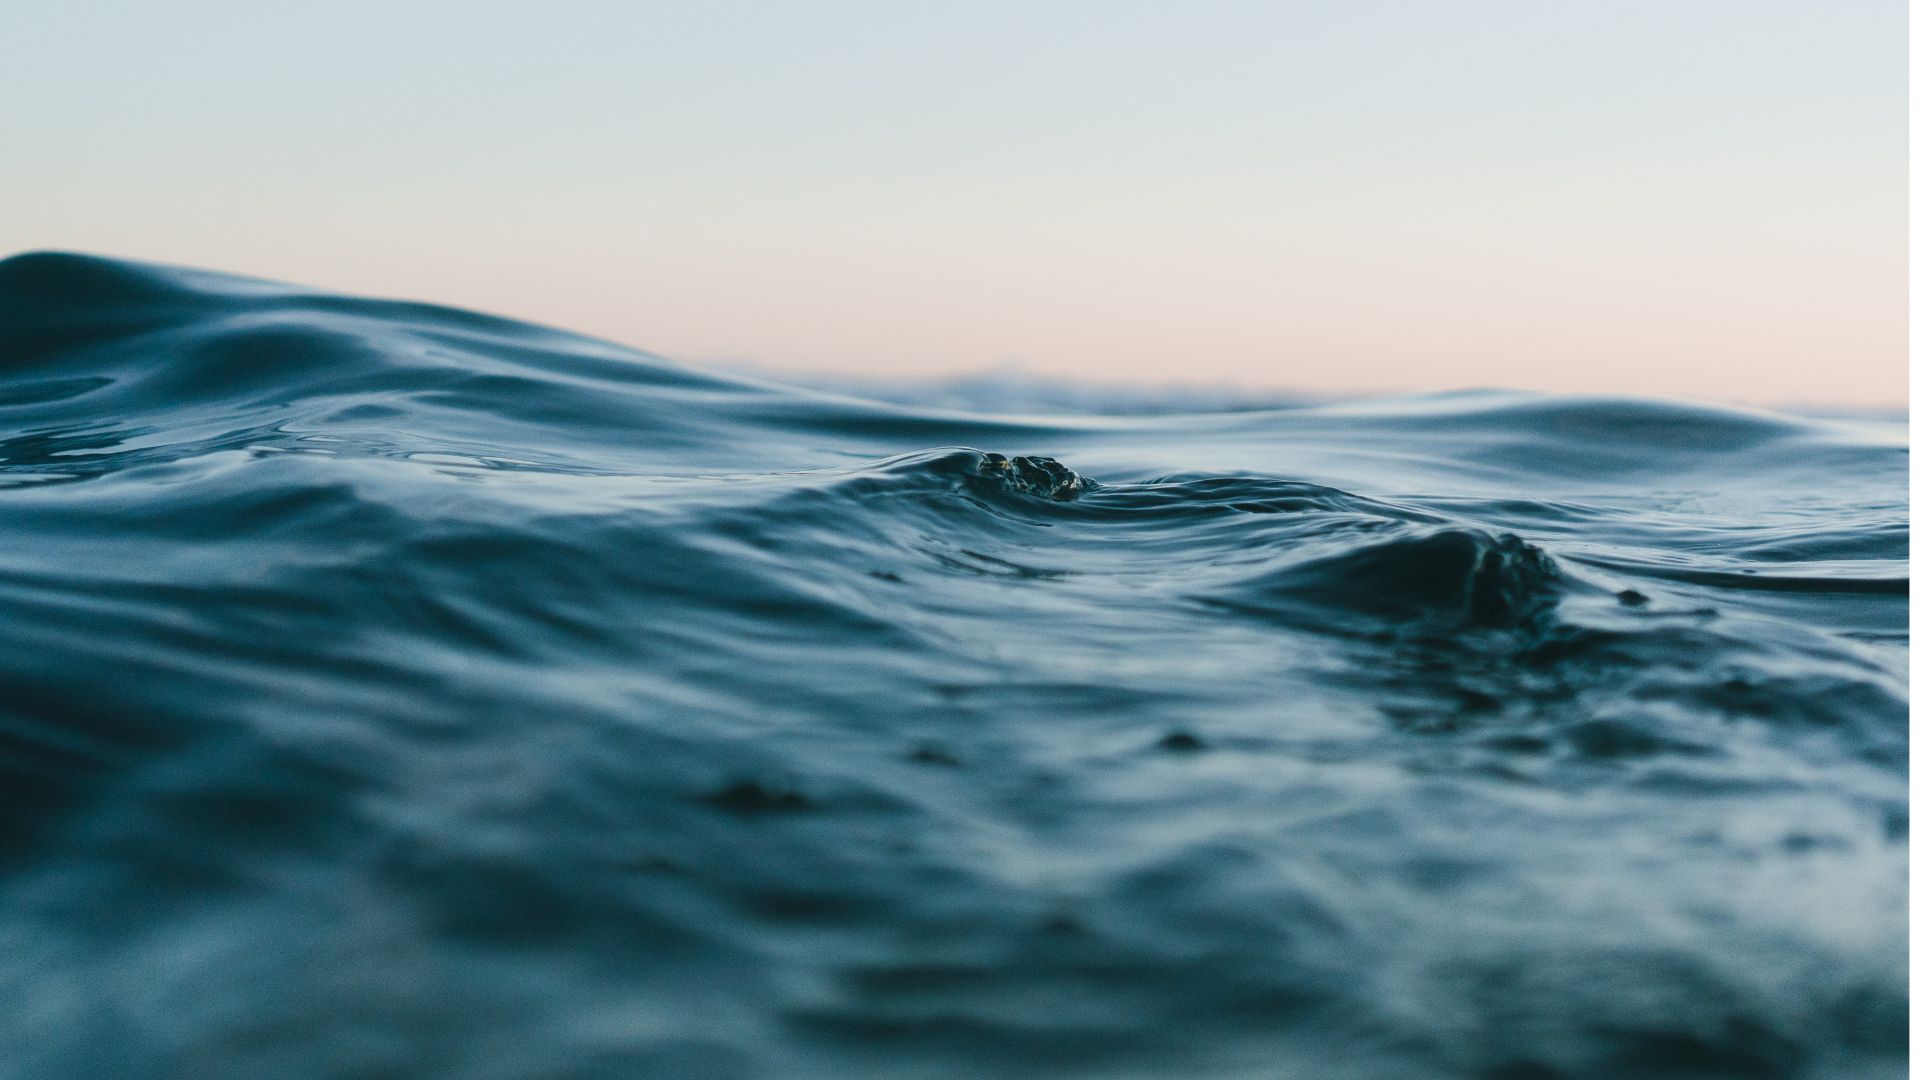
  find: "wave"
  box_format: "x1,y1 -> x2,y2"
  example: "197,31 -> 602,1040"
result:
0,252 -> 1906,1079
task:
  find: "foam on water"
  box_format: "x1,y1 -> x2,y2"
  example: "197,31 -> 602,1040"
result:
0,253 -> 1906,1079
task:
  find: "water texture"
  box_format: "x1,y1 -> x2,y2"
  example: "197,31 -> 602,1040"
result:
0,253 -> 1905,1079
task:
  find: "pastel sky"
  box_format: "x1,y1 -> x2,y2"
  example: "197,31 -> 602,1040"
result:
3,1 -> 1907,407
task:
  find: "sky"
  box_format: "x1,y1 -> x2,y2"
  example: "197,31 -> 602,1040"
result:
2,1 -> 1907,408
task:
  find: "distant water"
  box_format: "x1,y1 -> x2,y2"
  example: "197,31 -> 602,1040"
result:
0,253 -> 1905,1080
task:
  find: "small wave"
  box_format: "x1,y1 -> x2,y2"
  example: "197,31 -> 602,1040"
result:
1223,526 -> 1563,632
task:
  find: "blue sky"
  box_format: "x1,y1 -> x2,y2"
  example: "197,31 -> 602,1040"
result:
3,1 -> 1906,405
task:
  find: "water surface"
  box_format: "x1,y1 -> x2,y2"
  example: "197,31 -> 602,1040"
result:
0,253 -> 1905,1079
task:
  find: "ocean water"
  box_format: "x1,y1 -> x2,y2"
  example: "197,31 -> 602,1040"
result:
0,252 -> 1905,1080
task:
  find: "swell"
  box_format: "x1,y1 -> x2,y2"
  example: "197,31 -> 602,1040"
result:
0,251 -> 1058,478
